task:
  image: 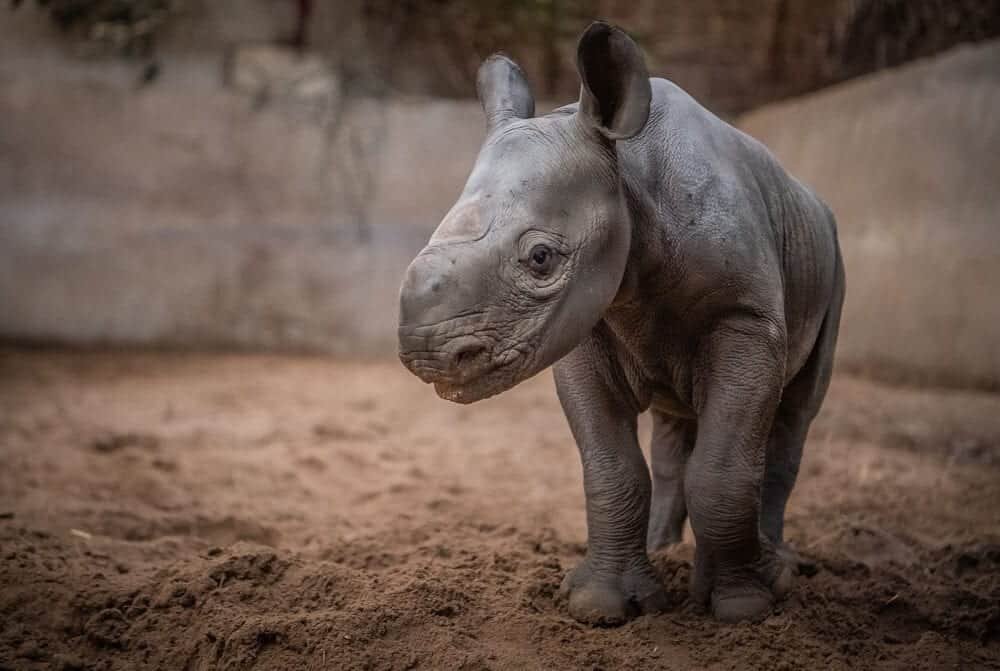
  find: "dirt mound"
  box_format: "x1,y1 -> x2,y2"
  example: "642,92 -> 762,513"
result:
1,350 -> 998,669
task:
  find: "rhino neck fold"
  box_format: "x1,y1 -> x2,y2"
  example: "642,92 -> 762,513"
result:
609,168 -> 665,311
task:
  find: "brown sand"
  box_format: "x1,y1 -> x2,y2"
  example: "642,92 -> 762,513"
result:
0,349 -> 998,670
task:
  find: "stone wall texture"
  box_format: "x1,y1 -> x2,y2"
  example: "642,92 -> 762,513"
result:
322,0 -> 1000,115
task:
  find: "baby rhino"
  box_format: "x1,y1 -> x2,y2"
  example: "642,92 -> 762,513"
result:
397,21 -> 845,625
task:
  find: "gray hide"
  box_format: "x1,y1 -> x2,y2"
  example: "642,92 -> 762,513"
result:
398,21 -> 845,625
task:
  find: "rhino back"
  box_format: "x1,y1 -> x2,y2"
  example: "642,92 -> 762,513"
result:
617,77 -> 840,381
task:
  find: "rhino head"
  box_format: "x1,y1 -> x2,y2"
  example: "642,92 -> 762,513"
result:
397,22 -> 651,403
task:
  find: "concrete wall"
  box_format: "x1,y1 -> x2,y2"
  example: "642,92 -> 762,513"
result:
3,7 -> 998,388
0,9 -> 483,354
740,40 -> 1000,388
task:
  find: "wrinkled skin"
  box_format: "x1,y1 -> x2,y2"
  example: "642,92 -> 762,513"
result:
398,22 -> 845,626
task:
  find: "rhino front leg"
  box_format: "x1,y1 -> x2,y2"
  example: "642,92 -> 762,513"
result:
554,334 -> 669,625
686,320 -> 793,623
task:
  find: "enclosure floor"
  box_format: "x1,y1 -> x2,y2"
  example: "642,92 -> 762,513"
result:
0,349 -> 998,670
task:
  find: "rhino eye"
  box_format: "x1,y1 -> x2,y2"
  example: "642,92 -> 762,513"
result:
527,244 -> 556,276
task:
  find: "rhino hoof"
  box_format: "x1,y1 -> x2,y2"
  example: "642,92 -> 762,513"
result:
709,562 -> 793,623
711,589 -> 773,623
559,559 -> 669,626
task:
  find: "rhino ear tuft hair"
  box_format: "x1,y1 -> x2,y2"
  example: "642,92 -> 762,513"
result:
476,54 -> 535,133
576,21 -> 651,140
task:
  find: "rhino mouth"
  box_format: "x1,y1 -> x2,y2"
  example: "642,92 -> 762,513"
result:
431,350 -> 526,404
398,322 -> 532,404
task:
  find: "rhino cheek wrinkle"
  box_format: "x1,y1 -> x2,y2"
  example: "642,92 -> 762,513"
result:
398,21 -> 844,626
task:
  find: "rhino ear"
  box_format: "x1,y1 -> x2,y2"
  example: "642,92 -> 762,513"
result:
476,54 -> 535,133
576,21 -> 651,140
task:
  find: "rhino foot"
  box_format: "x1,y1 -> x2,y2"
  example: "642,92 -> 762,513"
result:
691,542 -> 794,623
559,557 -> 669,626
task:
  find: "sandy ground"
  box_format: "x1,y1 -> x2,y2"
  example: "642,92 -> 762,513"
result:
0,349 -> 998,670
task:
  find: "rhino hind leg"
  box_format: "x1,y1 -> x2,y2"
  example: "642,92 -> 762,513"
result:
647,412 -> 696,552
762,273 -> 844,553
760,412 -> 809,550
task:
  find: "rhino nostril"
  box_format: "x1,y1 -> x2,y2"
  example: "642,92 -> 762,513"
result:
454,343 -> 487,368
